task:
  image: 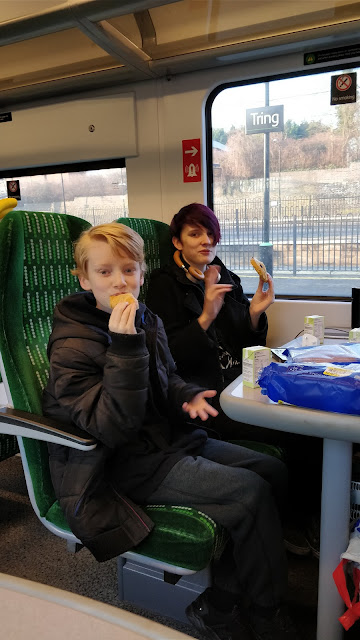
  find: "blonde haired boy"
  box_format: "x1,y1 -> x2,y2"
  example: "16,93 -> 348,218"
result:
43,222 -> 294,640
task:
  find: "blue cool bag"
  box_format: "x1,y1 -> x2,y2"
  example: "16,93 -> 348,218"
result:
258,361 -> 360,415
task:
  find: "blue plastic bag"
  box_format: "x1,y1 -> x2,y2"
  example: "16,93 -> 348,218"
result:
258,361 -> 360,414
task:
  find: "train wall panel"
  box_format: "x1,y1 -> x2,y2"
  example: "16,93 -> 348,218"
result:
267,299 -> 351,346
0,92 -> 137,171
128,50 -> 303,222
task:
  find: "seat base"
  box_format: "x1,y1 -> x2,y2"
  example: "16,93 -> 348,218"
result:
118,557 -> 211,623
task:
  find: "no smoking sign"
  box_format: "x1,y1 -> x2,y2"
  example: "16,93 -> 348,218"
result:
336,74 -> 352,91
331,72 -> 357,105
6,179 -> 21,200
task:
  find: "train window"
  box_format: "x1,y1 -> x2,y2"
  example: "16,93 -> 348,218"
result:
209,65 -> 360,298
0,165 -> 128,225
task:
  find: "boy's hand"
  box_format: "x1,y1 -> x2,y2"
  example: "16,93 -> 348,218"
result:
198,265 -> 233,331
109,301 -> 137,335
182,390 -> 219,421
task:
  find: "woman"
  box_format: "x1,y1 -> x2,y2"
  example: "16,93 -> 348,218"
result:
146,202 -> 275,438
146,203 -> 322,556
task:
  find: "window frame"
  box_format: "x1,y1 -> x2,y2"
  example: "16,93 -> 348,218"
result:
205,60 -> 360,301
0,157 -> 125,180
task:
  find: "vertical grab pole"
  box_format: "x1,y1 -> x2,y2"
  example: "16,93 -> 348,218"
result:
317,438 -> 352,640
261,82 -> 273,277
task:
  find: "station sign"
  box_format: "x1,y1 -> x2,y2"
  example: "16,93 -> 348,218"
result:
182,138 -> 201,183
331,73 -> 357,105
246,105 -> 284,135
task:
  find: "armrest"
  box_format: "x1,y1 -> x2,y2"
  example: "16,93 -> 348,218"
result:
0,407 -> 97,451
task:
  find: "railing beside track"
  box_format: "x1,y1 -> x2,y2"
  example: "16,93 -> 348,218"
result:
215,197 -> 360,274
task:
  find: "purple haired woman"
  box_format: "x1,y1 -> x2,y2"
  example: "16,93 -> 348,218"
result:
146,202 -> 274,437
147,202 -> 322,560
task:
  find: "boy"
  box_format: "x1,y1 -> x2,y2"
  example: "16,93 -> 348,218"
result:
43,222 -> 298,640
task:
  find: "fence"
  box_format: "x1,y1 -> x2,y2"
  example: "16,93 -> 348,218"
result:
79,207 -> 128,225
19,197 -> 360,274
215,197 -> 360,274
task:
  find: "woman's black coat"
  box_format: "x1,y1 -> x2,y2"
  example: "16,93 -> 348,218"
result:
146,256 -> 268,393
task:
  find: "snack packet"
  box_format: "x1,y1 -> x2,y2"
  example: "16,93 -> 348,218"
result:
283,343 -> 360,364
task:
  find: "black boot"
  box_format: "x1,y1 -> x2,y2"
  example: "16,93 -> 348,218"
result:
248,604 -> 301,640
186,588 -> 238,640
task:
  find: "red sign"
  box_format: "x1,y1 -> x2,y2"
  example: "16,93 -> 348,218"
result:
182,138 -> 201,183
335,74 -> 352,91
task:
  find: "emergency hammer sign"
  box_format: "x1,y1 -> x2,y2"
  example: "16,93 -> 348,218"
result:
182,138 -> 202,183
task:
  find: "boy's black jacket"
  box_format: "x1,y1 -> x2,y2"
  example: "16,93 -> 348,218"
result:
43,292 -> 207,562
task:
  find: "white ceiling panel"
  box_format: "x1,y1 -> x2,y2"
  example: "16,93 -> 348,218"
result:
0,0 -> 359,103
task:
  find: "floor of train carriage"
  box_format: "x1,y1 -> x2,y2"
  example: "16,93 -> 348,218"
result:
0,453 -> 359,640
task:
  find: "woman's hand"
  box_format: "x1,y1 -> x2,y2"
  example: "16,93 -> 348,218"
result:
198,265 -> 233,331
182,390 -> 219,421
249,273 -> 275,330
109,301 -> 137,335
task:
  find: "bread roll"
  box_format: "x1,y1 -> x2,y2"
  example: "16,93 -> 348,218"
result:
250,257 -> 268,282
109,293 -> 139,309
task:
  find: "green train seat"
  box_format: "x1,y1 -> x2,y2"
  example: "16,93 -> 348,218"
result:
116,217 -> 173,302
0,206 -> 19,462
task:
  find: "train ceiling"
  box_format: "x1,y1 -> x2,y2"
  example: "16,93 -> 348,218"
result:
0,0 -> 359,106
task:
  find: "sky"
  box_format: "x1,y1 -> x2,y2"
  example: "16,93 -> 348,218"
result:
211,69 -> 358,132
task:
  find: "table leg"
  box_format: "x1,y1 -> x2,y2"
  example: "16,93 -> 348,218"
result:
316,438 -> 352,640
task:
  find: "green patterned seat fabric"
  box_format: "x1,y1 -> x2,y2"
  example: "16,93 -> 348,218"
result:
0,211 -> 224,572
0,217 -> 17,459
45,499 -> 73,532
116,218 -> 173,302
138,505 -> 228,571
0,435 -> 18,460
45,501 -> 226,572
0,211 -> 91,516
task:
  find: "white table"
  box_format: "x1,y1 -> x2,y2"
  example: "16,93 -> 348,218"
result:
220,373 -> 360,640
0,572 -> 191,640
